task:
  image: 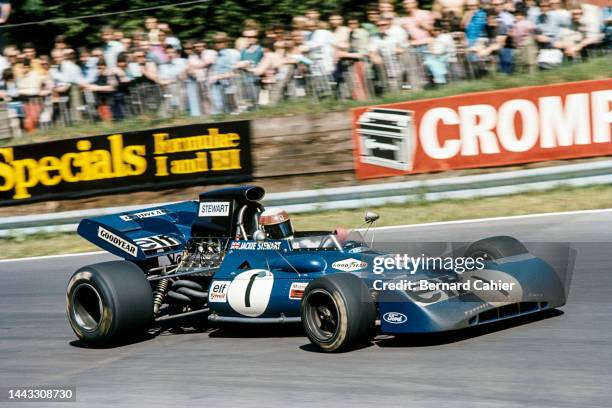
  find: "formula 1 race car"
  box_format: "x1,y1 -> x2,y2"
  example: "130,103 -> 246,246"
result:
66,186 -> 567,352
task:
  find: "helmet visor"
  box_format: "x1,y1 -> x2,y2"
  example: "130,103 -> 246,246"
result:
264,220 -> 293,239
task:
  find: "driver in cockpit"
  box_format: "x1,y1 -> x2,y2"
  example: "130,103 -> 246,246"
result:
259,208 -> 349,249
259,208 -> 294,240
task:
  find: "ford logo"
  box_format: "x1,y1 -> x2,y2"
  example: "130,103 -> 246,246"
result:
383,312 -> 407,324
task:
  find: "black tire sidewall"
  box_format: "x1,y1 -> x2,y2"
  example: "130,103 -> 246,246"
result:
301,273 -> 375,352
66,261 -> 154,345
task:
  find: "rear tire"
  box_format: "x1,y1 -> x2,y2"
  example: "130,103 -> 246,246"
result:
66,261 -> 154,345
301,273 -> 375,352
465,236 -> 528,261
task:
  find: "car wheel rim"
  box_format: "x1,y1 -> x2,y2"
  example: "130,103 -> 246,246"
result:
304,289 -> 339,343
71,283 -> 103,332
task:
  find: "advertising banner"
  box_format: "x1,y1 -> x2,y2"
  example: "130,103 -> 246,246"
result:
0,121 -> 252,206
352,79 -> 612,179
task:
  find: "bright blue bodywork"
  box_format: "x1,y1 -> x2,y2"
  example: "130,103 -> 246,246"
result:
78,186 -> 566,334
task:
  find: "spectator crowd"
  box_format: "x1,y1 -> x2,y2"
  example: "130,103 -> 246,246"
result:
0,0 -> 610,132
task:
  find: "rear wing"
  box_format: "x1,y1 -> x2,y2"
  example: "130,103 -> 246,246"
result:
77,201 -> 198,261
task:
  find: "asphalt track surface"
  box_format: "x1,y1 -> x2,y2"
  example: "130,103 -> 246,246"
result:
1,210 -> 611,407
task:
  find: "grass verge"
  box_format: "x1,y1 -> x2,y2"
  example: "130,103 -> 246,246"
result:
2,183 -> 612,260
3,56 -> 610,147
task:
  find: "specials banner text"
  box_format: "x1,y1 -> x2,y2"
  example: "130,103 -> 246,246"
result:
0,121 -> 252,206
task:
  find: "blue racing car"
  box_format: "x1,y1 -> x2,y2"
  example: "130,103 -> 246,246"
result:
66,186 -> 566,352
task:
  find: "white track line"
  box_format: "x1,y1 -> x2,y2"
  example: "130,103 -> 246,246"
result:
0,251 -> 106,264
371,207 -> 612,231
2,207 -> 612,263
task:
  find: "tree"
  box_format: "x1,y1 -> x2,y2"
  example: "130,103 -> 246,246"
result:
4,0 -> 433,52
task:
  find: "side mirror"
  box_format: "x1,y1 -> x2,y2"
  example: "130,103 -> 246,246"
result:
253,229 -> 266,242
364,211 -> 380,224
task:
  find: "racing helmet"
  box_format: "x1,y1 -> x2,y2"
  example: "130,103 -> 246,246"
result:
259,208 -> 294,239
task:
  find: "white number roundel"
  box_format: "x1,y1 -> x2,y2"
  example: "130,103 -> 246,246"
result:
227,269 -> 274,317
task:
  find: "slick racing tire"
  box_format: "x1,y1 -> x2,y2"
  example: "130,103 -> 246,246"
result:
67,261 -> 154,346
301,273 -> 376,352
465,236 -> 528,261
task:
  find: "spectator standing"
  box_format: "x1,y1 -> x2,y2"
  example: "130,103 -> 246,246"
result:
534,0 -> 569,69
237,28 -> 263,110
52,35 -> 69,56
307,20 -> 336,76
145,17 -> 160,44
368,17 -> 407,91
525,0 -> 541,24
330,13 -> 351,53
469,10 -> 509,75
363,4 -> 382,36
127,48 -> 159,84
345,14 -> 370,100
492,0 -> 516,73
550,0 -> 571,28
424,21 -> 454,85
305,9 -> 321,24
183,40 -> 206,116
401,0 -> 434,49
78,47 -> 99,84
463,0 -> 488,47
85,59 -> 116,121
101,26 -> 125,68
512,2 -> 538,73
239,29 -> 264,66
556,6 -> 602,59
16,60 -> 47,97
158,23 -> 182,50
108,51 -> 133,120
50,49 -> 83,88
252,37 -> 284,105
210,32 -> 240,114
494,0 -> 516,28
22,43 -> 43,74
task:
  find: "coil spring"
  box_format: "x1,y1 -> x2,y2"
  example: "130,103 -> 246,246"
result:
153,279 -> 170,314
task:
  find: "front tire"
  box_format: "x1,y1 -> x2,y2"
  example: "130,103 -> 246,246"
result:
301,273 -> 375,352
66,261 -> 154,345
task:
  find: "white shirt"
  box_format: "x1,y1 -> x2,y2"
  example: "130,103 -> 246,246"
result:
307,29 -> 336,75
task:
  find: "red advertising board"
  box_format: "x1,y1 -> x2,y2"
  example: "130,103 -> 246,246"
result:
352,79 -> 612,179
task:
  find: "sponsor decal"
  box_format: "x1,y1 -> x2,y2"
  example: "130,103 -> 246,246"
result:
97,226 -> 138,257
231,241 -> 283,251
348,246 -> 368,254
332,258 -> 368,272
0,121 -> 253,207
382,312 -> 408,324
199,201 -> 231,217
134,234 -> 181,254
353,80 -> 612,179
289,282 -> 308,300
209,281 -> 231,303
120,209 -> 167,221
357,108 -> 415,171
